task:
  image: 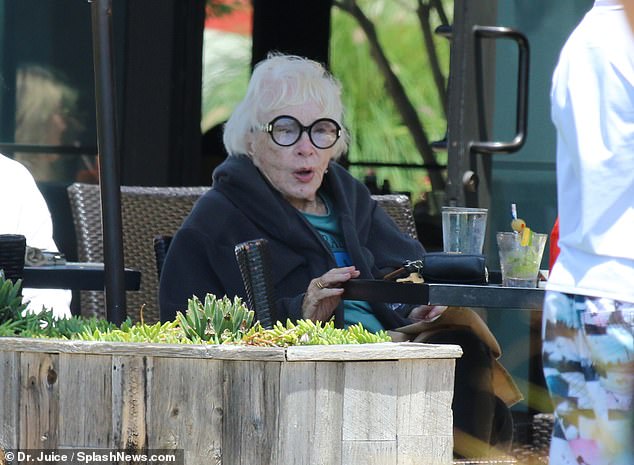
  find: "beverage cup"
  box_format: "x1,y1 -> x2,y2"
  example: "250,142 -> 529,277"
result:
0,234 -> 27,281
496,232 -> 547,288
441,207 -> 488,254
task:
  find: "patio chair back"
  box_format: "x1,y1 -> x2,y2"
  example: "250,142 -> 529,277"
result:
371,194 -> 418,239
234,238 -> 275,329
153,235 -> 173,279
67,183 -> 209,323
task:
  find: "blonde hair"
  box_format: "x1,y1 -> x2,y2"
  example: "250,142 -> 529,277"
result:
15,64 -> 80,145
13,65 -> 83,181
223,54 -> 349,158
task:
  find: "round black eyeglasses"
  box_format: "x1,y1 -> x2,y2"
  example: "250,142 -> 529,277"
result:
262,115 -> 341,149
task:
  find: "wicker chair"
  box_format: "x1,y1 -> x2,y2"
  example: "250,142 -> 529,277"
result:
371,194 -> 418,239
234,238 -> 276,329
67,183 -> 209,323
153,235 -> 173,279
528,413 -> 554,463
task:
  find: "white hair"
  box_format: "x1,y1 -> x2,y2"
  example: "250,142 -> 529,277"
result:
223,53 -> 349,158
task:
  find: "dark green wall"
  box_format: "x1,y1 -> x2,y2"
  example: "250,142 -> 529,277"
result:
489,1 -> 592,257
486,0 -> 593,413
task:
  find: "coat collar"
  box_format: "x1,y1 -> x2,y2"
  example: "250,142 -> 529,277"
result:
212,155 -> 356,248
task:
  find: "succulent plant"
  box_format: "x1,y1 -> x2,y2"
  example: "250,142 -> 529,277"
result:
177,294 -> 254,344
0,277 -> 388,347
0,271 -> 26,324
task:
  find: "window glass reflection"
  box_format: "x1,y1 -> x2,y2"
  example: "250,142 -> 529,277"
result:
13,64 -> 96,183
0,0 -> 97,184
201,0 -> 252,171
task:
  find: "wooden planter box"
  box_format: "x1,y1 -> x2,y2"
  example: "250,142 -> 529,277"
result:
0,339 -> 461,465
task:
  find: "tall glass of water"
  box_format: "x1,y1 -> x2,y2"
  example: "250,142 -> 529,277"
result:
441,207 -> 488,254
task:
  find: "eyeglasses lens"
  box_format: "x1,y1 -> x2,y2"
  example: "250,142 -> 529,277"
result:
311,120 -> 338,148
271,118 -> 300,146
270,117 -> 339,149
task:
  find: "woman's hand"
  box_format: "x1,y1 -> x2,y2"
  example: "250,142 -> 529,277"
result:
408,305 -> 448,322
302,266 -> 360,322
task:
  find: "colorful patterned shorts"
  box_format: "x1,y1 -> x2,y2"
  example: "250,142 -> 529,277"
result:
542,291 -> 634,465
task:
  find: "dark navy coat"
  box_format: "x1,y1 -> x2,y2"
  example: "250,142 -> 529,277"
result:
159,155 -> 425,327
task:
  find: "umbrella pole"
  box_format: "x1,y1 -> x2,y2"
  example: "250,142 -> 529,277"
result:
90,0 -> 127,324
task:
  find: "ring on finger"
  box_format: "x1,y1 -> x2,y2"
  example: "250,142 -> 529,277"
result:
316,280 -> 326,289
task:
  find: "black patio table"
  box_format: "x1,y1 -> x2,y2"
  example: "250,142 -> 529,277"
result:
23,262 -> 141,291
342,274 -> 545,309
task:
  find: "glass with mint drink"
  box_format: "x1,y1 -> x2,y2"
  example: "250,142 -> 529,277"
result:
496,231 -> 547,287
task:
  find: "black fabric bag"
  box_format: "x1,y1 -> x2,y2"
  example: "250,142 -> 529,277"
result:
384,252 -> 488,285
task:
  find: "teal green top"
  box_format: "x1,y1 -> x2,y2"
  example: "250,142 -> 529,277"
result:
301,193 -> 384,333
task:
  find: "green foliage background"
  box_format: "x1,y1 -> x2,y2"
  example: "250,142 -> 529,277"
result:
330,1 -> 451,201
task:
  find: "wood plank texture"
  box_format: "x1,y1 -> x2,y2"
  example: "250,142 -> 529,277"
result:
111,356 -> 124,449
114,356 -> 147,452
311,362 -> 345,464
286,342 -> 462,361
398,436 -> 453,465
2,338 -> 461,362
342,361 -> 398,441
0,351 -> 19,452
0,337 -> 286,361
19,352 -> 59,449
57,353 -> 112,448
147,357 -> 223,465
397,359 -> 455,437
222,361 -> 281,465
276,361 -> 345,465
396,359 -> 455,465
342,440 -> 397,465
277,362 -> 316,465
2,338 -> 456,465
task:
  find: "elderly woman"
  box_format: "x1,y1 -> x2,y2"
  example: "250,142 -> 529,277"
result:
160,54 -> 515,458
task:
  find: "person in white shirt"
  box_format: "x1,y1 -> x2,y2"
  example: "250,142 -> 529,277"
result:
0,154 -> 71,318
544,1 -> 634,464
